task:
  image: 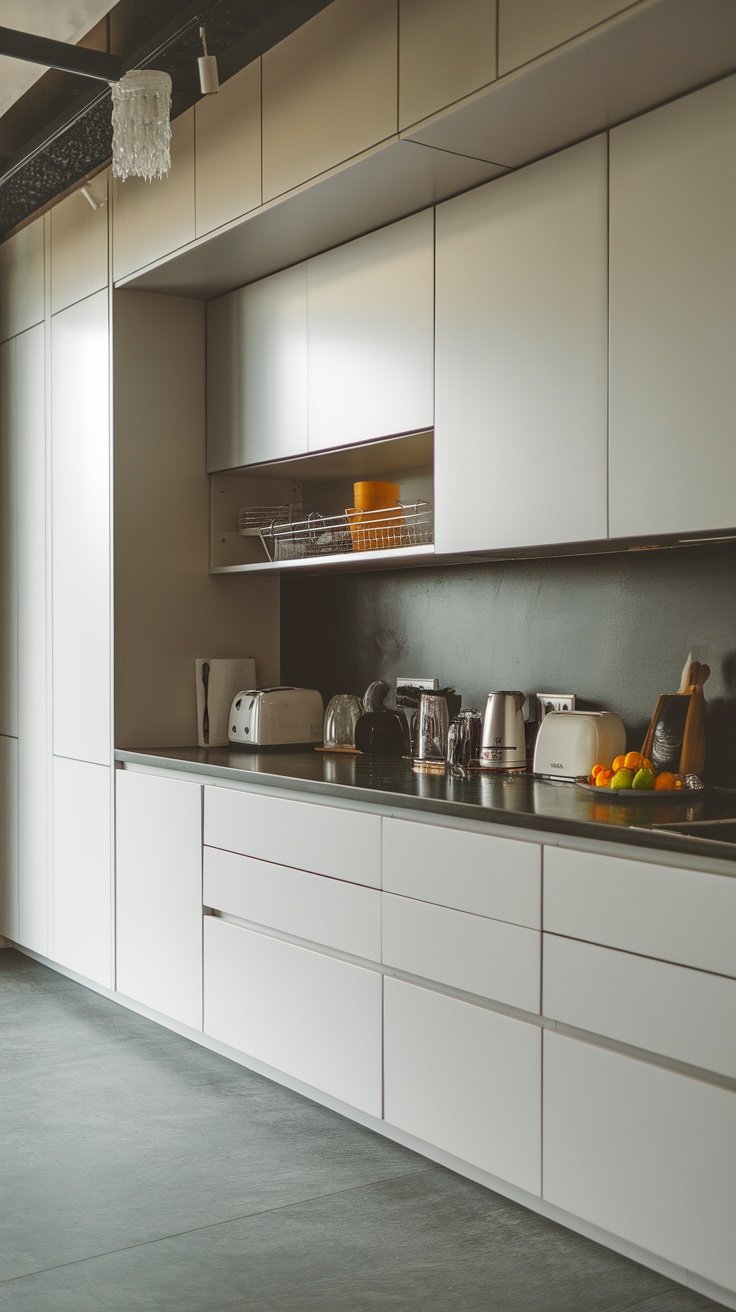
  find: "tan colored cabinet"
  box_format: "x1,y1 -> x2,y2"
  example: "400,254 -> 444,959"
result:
0,215 -> 45,343
262,0 -> 397,201
112,108 -> 195,282
498,0 -> 636,75
609,76 -> 736,538
399,0 -> 496,129
50,172 -> 109,314
195,61 -> 261,238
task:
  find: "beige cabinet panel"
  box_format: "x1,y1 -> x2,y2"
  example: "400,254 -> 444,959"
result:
16,325 -> 48,955
435,134 -> 607,553
544,1031 -> 736,1291
609,76 -> 736,537
52,757 -> 111,987
51,290 -> 111,766
385,977 -> 541,1193
116,770 -> 203,1030
498,0 -> 636,74
0,216 -> 45,342
205,916 -> 382,1114
206,264 -> 308,471
0,339 -> 17,737
399,0 -> 496,129
262,0 -> 397,201
0,734 -> 18,941
50,173 -> 109,314
307,210 -> 434,450
195,61 -> 261,238
113,108 -> 195,281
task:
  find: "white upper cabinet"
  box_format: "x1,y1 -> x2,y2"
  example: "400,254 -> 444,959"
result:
399,0 -> 496,130
307,210 -> 434,451
0,215 -> 45,342
207,263 -> 308,471
262,0 -> 397,202
50,172 -> 109,314
434,135 -> 607,554
195,61 -> 261,239
51,289 -> 111,766
609,76 -> 736,539
0,339 -> 17,738
498,0 -> 636,75
112,108 -> 195,282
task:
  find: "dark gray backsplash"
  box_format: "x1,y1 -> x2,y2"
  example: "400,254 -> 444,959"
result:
281,542 -> 736,785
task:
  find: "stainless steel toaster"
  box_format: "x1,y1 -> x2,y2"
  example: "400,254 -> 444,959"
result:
228,687 -> 324,747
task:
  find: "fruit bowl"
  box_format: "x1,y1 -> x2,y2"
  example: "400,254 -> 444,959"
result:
575,778 -> 706,800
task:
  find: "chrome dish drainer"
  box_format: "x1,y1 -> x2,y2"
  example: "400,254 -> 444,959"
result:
259,499 -> 433,562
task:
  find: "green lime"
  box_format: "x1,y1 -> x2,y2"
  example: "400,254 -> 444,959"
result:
610,767 -> 635,790
632,767 -> 655,790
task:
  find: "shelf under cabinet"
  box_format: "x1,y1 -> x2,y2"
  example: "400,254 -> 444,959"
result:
210,542 -> 435,574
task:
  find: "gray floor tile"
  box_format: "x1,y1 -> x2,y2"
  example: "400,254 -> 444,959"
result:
0,1171 -> 723,1312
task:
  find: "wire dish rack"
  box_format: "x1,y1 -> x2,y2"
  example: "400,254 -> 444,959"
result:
238,504 -> 301,536
259,500 -> 433,562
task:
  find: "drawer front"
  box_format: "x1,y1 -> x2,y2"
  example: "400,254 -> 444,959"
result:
204,785 -> 381,887
544,934 -> 736,1079
204,916 -> 382,1115
544,845 -> 736,977
384,977 -> 541,1195
383,891 -> 540,1012
543,1031 -> 736,1291
204,845 -> 381,961
383,816 -> 541,928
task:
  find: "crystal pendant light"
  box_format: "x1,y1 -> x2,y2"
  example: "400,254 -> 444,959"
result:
111,70 -> 172,183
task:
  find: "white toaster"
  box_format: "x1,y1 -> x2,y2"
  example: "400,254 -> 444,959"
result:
533,710 -> 626,780
228,687 -> 324,747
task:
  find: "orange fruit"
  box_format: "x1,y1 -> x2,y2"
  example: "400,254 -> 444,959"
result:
624,751 -> 643,771
654,771 -> 677,791
641,757 -> 653,772
595,768 -> 614,786
591,763 -> 606,779
612,755 -> 626,772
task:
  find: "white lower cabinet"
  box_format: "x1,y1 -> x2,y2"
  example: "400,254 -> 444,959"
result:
0,734 -> 18,940
543,1031 -> 736,1292
384,976 -> 541,1194
52,757 -> 111,987
116,770 -> 203,1030
204,915 -> 382,1116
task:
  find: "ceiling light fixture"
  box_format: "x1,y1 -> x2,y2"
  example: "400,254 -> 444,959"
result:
198,25 -> 219,95
111,70 -> 172,183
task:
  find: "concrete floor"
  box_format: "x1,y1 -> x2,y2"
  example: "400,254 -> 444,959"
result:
0,949 -> 726,1312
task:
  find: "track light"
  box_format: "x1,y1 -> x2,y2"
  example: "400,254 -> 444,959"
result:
198,26 -> 219,95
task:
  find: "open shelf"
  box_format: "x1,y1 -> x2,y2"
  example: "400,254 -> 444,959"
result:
210,430 -> 434,574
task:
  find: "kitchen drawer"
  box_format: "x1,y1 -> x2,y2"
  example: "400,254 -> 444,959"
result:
382,891 -> 540,1012
383,816 -> 540,928
204,785 -> 381,888
384,976 -> 541,1194
204,846 -> 381,961
204,916 -> 382,1115
544,934 -> 736,1079
544,846 -> 736,977
543,1031 -> 736,1291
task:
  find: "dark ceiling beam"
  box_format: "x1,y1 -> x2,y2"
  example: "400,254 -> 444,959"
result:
0,25 -> 124,83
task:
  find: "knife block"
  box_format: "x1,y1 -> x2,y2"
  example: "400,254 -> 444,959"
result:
641,686 -> 706,777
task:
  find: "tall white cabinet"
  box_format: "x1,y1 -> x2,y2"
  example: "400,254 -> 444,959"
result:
608,75 -> 736,538
434,134 -> 608,554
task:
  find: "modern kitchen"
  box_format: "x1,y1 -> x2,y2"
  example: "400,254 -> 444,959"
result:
1,1 -> 736,1308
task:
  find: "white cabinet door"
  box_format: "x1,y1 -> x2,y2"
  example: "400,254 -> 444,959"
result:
0,734 -> 19,941
50,173 -> 109,314
52,757 -> 111,987
116,770 -> 203,1030
112,108 -> 195,282
0,216 -> 45,342
204,915 -> 382,1115
543,1031 -> 736,1292
195,61 -> 261,238
307,211 -> 434,452
16,325 -> 49,955
609,76 -> 736,538
51,289 -> 111,766
0,338 -> 17,738
206,264 -> 308,471
435,135 -> 607,553
399,0 -> 496,130
384,976 -> 541,1193
262,0 -> 397,202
